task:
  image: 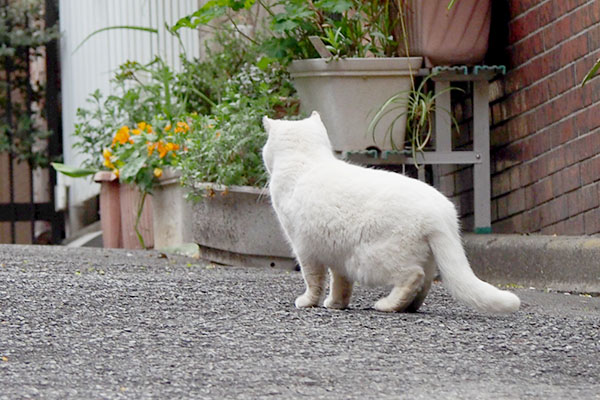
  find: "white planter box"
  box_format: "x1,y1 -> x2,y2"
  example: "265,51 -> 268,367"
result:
152,171 -> 193,249
289,57 -> 423,153
191,184 -> 295,270
153,175 -> 295,270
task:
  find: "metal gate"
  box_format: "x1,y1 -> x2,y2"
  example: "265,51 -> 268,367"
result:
0,0 -> 64,244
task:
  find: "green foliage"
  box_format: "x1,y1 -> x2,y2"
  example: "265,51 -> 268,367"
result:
107,119 -> 189,193
69,57 -> 193,193
173,0 -> 403,62
50,162 -> 96,178
180,57 -> 298,192
369,74 -> 463,164
0,0 -> 59,168
173,0 -> 256,31
72,25 -> 158,54
175,30 -> 298,191
174,30 -> 262,115
68,27 -> 297,195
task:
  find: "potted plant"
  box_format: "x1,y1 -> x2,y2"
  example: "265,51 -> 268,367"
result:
174,0 -> 423,153
369,73 -> 463,164
53,58 -> 191,249
175,0 -> 491,154
54,22 -> 299,267
172,35 -> 299,269
53,113 -> 189,249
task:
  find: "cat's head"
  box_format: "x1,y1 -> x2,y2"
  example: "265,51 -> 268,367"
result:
262,111 -> 332,174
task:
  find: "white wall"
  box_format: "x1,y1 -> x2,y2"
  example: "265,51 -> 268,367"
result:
59,0 -> 201,231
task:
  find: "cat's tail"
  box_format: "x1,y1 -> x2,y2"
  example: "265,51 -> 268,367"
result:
428,217 -> 520,314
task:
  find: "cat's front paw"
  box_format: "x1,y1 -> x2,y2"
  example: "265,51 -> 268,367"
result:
295,294 -> 319,308
324,296 -> 348,310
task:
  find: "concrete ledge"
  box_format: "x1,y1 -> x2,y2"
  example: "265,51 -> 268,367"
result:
464,234 -> 600,293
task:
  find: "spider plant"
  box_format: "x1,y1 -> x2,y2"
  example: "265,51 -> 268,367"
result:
368,73 -> 463,166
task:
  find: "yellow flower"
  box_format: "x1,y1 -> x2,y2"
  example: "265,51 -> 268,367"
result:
103,158 -> 114,169
165,124 -> 172,132
112,126 -> 130,146
113,169 -> 120,178
153,168 -> 163,178
157,141 -> 168,158
147,141 -> 156,156
165,142 -> 178,152
175,121 -> 189,133
137,122 -> 152,133
102,148 -> 114,169
131,128 -> 141,135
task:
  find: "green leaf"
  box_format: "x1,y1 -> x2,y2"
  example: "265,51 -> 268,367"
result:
72,25 -> 158,54
119,151 -> 147,181
272,17 -> 301,32
172,0 -> 256,31
314,0 -> 352,13
581,58 -> 600,86
256,56 -> 275,70
51,162 -> 98,178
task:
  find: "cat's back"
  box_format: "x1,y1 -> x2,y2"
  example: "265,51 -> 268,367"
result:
298,158 -> 442,202
289,157 -> 453,225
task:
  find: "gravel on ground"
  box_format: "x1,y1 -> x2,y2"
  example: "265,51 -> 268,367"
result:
1,245 -> 599,399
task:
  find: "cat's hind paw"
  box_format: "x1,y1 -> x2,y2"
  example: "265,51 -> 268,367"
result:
374,298 -> 399,313
324,296 -> 348,310
295,294 -> 319,308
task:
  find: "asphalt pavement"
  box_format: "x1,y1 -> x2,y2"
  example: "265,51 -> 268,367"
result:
1,244 -> 599,399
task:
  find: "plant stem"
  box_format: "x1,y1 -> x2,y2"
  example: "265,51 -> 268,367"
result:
228,15 -> 258,45
189,87 -> 217,108
256,0 -> 275,18
396,0 -> 415,91
162,66 -> 172,120
135,189 -> 147,249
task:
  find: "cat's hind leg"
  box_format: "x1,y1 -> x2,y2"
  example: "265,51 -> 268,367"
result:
374,266 -> 425,313
406,257 -> 436,313
295,261 -> 326,308
324,270 -> 353,309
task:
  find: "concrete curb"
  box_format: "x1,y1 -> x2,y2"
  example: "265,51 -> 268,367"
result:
464,234 -> 600,293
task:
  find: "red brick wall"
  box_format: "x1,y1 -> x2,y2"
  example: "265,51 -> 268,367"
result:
443,0 -> 600,235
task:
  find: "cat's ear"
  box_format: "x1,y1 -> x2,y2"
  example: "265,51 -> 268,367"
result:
262,116 -> 273,133
310,111 -> 322,122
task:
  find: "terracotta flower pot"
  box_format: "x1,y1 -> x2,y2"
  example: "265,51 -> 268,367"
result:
401,0 -> 492,67
94,171 -> 154,249
119,183 -> 154,249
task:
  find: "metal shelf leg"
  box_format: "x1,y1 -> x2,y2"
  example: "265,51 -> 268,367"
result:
473,80 -> 492,234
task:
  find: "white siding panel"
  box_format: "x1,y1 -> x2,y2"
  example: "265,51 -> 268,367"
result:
59,0 -> 201,208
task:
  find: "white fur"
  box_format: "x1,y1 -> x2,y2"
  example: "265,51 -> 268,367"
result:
262,112 -> 520,314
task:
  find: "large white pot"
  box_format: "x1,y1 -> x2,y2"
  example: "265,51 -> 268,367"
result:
191,184 -> 295,270
289,57 -> 423,153
154,174 -> 295,270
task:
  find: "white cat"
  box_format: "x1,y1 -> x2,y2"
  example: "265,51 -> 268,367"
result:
262,111 -> 520,314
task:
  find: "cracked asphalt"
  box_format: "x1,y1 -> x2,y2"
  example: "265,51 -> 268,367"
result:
1,244 -> 599,399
